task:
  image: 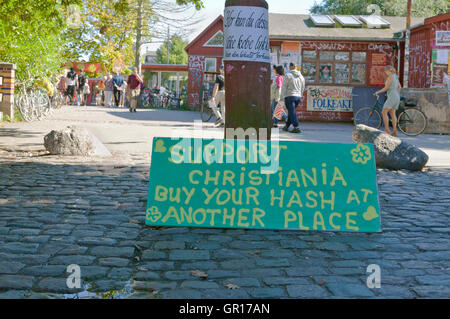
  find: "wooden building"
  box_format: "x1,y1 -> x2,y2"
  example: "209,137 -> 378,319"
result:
408,12 -> 450,88
185,13 -> 426,121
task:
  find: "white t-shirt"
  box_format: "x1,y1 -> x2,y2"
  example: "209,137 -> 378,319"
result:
67,75 -> 77,86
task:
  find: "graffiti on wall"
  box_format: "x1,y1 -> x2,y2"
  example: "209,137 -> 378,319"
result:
307,86 -> 353,112
188,56 -> 205,109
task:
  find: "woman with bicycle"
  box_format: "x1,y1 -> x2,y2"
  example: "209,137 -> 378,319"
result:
376,65 -> 401,137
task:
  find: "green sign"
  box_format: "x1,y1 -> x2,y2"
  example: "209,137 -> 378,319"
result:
146,137 -> 381,232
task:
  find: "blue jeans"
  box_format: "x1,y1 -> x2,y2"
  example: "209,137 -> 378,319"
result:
271,100 -> 287,124
284,96 -> 301,128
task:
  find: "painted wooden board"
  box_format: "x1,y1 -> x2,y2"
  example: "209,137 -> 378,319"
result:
145,138 -> 381,232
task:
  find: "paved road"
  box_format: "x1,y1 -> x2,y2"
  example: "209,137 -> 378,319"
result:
0,106 -> 449,299
1,105 -> 449,167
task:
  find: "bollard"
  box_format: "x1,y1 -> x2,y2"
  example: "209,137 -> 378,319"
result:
0,62 -> 16,120
223,0 -> 271,140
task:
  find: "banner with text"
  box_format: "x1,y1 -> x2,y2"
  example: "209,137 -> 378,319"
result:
223,6 -> 270,63
307,86 -> 353,112
145,138 -> 381,232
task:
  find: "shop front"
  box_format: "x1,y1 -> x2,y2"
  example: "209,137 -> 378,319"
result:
185,13 -> 425,121
271,39 -> 402,121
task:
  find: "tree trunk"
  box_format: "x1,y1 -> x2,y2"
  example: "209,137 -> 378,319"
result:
134,0 -> 143,73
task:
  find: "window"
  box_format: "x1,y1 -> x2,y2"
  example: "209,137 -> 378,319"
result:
334,15 -> 362,27
205,58 -> 217,73
310,15 -> 335,27
302,49 -> 367,85
204,31 -> 224,47
359,16 -> 390,29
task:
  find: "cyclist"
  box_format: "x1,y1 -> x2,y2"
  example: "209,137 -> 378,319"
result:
209,65 -> 225,127
376,65 -> 401,137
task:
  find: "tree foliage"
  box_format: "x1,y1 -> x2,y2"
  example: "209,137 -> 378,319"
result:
0,0 -> 81,81
310,0 -> 449,18
0,0 -> 203,80
155,34 -> 189,65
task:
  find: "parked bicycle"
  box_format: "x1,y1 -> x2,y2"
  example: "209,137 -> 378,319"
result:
354,95 -> 428,136
15,77 -> 59,122
199,84 -> 215,122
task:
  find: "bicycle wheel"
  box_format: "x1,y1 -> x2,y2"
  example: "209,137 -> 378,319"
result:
33,91 -> 51,117
200,101 -> 213,122
354,107 -> 382,129
398,108 -> 427,136
16,94 -> 34,122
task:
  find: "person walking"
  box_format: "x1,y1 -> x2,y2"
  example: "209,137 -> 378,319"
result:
281,63 -> 305,134
57,73 -> 67,105
98,76 -> 106,106
104,74 -> 114,107
127,67 -> 144,112
209,65 -> 226,127
66,67 -> 78,105
83,81 -> 91,107
271,65 -> 287,127
119,80 -> 127,107
113,73 -> 124,107
376,65 -> 401,136
77,71 -> 87,106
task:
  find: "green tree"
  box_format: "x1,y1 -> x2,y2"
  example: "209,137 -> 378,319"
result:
62,0 -> 137,73
0,0 -> 81,81
310,0 -> 448,17
155,35 -> 189,65
62,0 -> 204,71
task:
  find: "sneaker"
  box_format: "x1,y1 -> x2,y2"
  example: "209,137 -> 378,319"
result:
291,127 -> 302,134
282,126 -> 289,132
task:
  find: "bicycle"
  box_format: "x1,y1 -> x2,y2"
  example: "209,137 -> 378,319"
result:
353,95 -> 428,136
199,85 -> 215,122
165,91 -> 182,110
15,78 -> 53,122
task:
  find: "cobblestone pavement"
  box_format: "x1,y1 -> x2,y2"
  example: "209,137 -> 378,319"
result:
0,153 -> 449,299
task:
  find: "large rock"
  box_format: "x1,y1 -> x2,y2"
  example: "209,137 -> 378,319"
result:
44,126 -> 111,156
352,124 -> 429,171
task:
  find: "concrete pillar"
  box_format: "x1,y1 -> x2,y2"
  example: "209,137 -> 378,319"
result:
0,62 -> 16,120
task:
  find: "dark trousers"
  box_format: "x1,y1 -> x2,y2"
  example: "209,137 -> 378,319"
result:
113,87 -> 122,107
285,96 -> 301,128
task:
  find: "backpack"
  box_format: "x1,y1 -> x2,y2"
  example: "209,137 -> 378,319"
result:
67,71 -> 76,80
78,74 -> 86,87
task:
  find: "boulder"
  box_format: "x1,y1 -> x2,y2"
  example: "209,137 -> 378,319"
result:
352,124 -> 429,171
44,126 -> 111,156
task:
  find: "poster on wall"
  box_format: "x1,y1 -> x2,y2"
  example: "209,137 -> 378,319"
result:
435,49 -> 449,65
432,64 -> 447,86
281,42 -> 300,71
436,31 -> 450,47
307,86 -> 353,112
372,53 -> 388,66
369,66 -> 387,86
223,6 -> 270,63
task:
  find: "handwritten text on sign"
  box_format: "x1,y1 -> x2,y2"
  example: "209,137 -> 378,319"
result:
223,6 -> 270,63
145,138 -> 381,232
307,86 -> 353,112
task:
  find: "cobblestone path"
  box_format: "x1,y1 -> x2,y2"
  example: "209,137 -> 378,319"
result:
0,154 -> 449,299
